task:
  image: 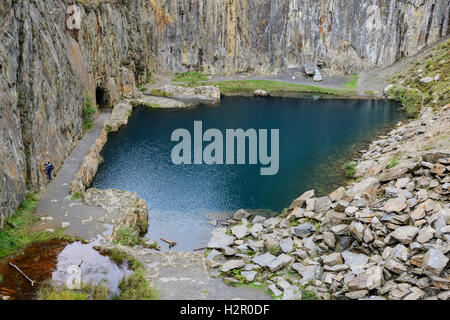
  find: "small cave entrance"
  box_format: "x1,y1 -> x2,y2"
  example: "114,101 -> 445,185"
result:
95,87 -> 108,107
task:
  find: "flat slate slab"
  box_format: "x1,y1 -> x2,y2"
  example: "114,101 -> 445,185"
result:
131,96 -> 188,108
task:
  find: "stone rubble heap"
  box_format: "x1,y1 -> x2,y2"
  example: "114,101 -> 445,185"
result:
205,106 -> 450,300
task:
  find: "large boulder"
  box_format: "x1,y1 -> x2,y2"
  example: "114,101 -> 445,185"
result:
221,260 -> 245,272
289,189 -> 315,209
347,266 -> 384,291
304,62 -> 316,76
151,84 -> 220,104
422,248 -> 449,275
254,89 -> 269,97
313,68 -> 323,82
390,226 -> 419,244
131,96 -> 188,109
83,188 -> 149,241
252,252 -> 277,267
207,228 -> 235,249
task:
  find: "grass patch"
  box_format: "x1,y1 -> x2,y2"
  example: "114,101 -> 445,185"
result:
344,74 -> 358,91
208,80 -> 355,96
314,222 -> 321,231
0,193 -> 66,259
95,247 -> 143,271
149,89 -> 173,97
70,191 -> 84,201
113,226 -> 159,250
39,282 -> 110,300
267,244 -> 281,256
387,39 -> 449,114
82,92 -> 97,132
119,267 -> 158,300
364,90 -> 375,95
113,227 -> 141,247
146,71 -> 156,84
302,288 -> 319,300
173,71 -> 208,84
343,161 -> 357,178
387,155 -> 399,169
386,87 -> 423,117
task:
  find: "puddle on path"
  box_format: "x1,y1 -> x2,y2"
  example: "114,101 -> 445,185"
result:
0,226 -> 131,300
0,240 -> 68,300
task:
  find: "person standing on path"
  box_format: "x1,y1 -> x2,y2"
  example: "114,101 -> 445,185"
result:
45,161 -> 54,182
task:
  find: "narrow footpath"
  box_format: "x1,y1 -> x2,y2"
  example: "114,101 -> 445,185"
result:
32,105 -> 271,300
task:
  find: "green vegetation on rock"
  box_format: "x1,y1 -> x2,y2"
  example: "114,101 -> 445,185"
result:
95,246 -> 143,271
173,71 -> 208,85
113,226 -> 159,250
82,93 -> 97,132
39,282 -> 110,300
119,267 -> 158,300
302,288 -> 319,300
386,87 -> 423,117
388,155 -> 399,169
387,39 -> 449,116
113,226 -> 142,247
70,191 -> 84,201
0,193 -> 66,259
150,89 -> 173,97
344,74 -> 358,91
146,71 -> 156,84
343,161 -> 357,178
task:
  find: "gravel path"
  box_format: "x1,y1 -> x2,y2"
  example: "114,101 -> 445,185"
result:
34,109 -> 113,240
111,245 -> 271,300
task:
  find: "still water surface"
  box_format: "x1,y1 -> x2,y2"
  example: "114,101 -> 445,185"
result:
92,96 -> 404,250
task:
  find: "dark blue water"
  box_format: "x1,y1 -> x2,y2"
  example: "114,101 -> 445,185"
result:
92,96 -> 404,250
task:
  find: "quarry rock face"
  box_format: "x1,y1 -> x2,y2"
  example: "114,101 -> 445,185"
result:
0,0 -> 449,225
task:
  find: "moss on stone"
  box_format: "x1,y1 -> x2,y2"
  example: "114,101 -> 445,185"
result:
150,89 -> 173,97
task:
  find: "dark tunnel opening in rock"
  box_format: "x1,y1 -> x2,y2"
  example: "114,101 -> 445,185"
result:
96,87 -> 108,107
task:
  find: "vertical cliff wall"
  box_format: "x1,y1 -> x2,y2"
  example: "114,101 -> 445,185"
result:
0,0 -> 449,227
153,0 -> 449,74
0,0 -> 155,226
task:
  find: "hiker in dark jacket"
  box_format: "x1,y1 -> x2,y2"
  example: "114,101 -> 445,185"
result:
46,161 -> 54,181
